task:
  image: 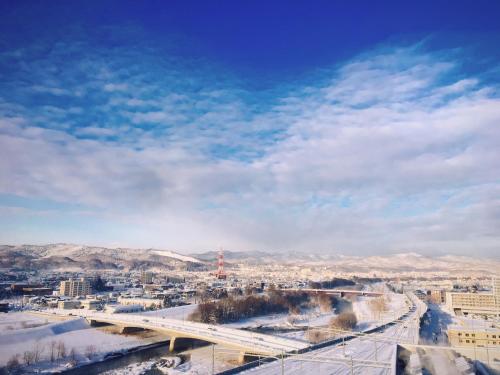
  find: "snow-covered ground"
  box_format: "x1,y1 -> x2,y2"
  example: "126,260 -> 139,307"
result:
0,311 -> 51,331
140,303 -> 198,320
0,311 -> 166,372
240,292 -> 424,375
100,360 -> 156,375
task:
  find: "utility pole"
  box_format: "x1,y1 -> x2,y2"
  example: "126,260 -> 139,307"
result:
211,344 -> 215,374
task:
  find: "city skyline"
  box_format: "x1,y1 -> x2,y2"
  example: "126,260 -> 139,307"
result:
1,1 -> 500,256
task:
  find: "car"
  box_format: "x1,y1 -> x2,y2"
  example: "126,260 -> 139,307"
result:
208,327 -> 217,331
142,319 -> 149,322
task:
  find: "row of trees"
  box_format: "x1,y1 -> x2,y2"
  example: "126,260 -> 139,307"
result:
189,291 -> 310,324
6,341 -> 97,371
309,278 -> 356,289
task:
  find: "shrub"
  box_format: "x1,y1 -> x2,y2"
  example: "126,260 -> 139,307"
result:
330,312 -> 357,331
6,354 -> 20,370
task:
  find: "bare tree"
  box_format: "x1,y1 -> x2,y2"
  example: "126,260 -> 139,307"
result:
85,344 -> 97,359
57,340 -> 66,359
23,350 -> 35,366
69,347 -> 78,366
32,341 -> 43,363
314,293 -> 333,313
70,347 -> 77,360
369,296 -> 387,318
50,340 -> 57,362
6,354 -> 20,370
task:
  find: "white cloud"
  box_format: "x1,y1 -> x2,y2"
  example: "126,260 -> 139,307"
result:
1,42 -> 499,256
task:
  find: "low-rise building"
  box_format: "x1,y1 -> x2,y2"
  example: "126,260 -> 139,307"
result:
446,292 -> 497,317
448,325 -> 500,347
445,277 -> 500,318
81,299 -> 101,310
58,300 -> 81,309
117,296 -> 164,309
105,304 -> 143,313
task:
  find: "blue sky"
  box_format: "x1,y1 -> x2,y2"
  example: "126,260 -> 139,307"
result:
1,1 -> 499,256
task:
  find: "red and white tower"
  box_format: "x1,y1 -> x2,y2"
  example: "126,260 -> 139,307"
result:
215,248 -> 227,279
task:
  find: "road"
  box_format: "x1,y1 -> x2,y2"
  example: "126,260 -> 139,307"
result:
238,292 -> 427,375
42,309 -> 309,357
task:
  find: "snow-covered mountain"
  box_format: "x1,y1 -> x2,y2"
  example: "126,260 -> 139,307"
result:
191,249 -> 498,274
0,243 -> 205,271
1,243 -> 497,275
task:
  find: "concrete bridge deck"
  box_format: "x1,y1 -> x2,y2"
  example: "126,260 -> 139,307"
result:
51,310 -> 309,358
284,288 -> 383,297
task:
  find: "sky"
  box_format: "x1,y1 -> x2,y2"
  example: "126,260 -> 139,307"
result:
0,1 -> 499,257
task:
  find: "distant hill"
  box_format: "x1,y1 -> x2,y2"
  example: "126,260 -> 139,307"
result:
191,249 -> 499,275
0,243 -> 206,272
1,244 -> 497,275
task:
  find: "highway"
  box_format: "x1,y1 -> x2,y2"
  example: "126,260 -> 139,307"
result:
237,292 -> 427,375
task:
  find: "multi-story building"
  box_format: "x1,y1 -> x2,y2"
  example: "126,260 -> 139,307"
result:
429,289 -> 446,304
140,271 -> 154,285
59,278 -> 91,297
446,277 -> 500,318
494,276 -> 500,309
448,325 -> 500,347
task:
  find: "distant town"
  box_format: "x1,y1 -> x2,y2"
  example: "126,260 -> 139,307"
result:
0,244 -> 498,374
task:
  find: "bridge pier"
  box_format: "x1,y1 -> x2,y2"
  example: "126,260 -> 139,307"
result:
238,351 -> 246,364
119,326 -> 144,334
169,336 -> 176,352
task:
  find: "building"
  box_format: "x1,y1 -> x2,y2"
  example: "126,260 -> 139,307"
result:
140,271 -> 154,285
429,289 -> 446,304
445,277 -> 500,318
448,325 -> 500,347
494,276 -> 500,309
0,303 -> 9,313
10,283 -> 42,293
58,300 -> 81,309
59,278 -> 91,297
105,304 -> 144,314
81,299 -> 101,310
117,296 -> 164,309
21,287 -> 53,296
446,292 -> 497,317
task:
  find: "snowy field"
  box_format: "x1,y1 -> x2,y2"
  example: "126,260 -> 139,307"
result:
140,303 -> 198,320
0,311 -> 166,372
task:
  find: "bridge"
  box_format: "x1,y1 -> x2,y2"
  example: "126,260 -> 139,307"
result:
52,310 -> 309,362
284,288 -> 384,297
